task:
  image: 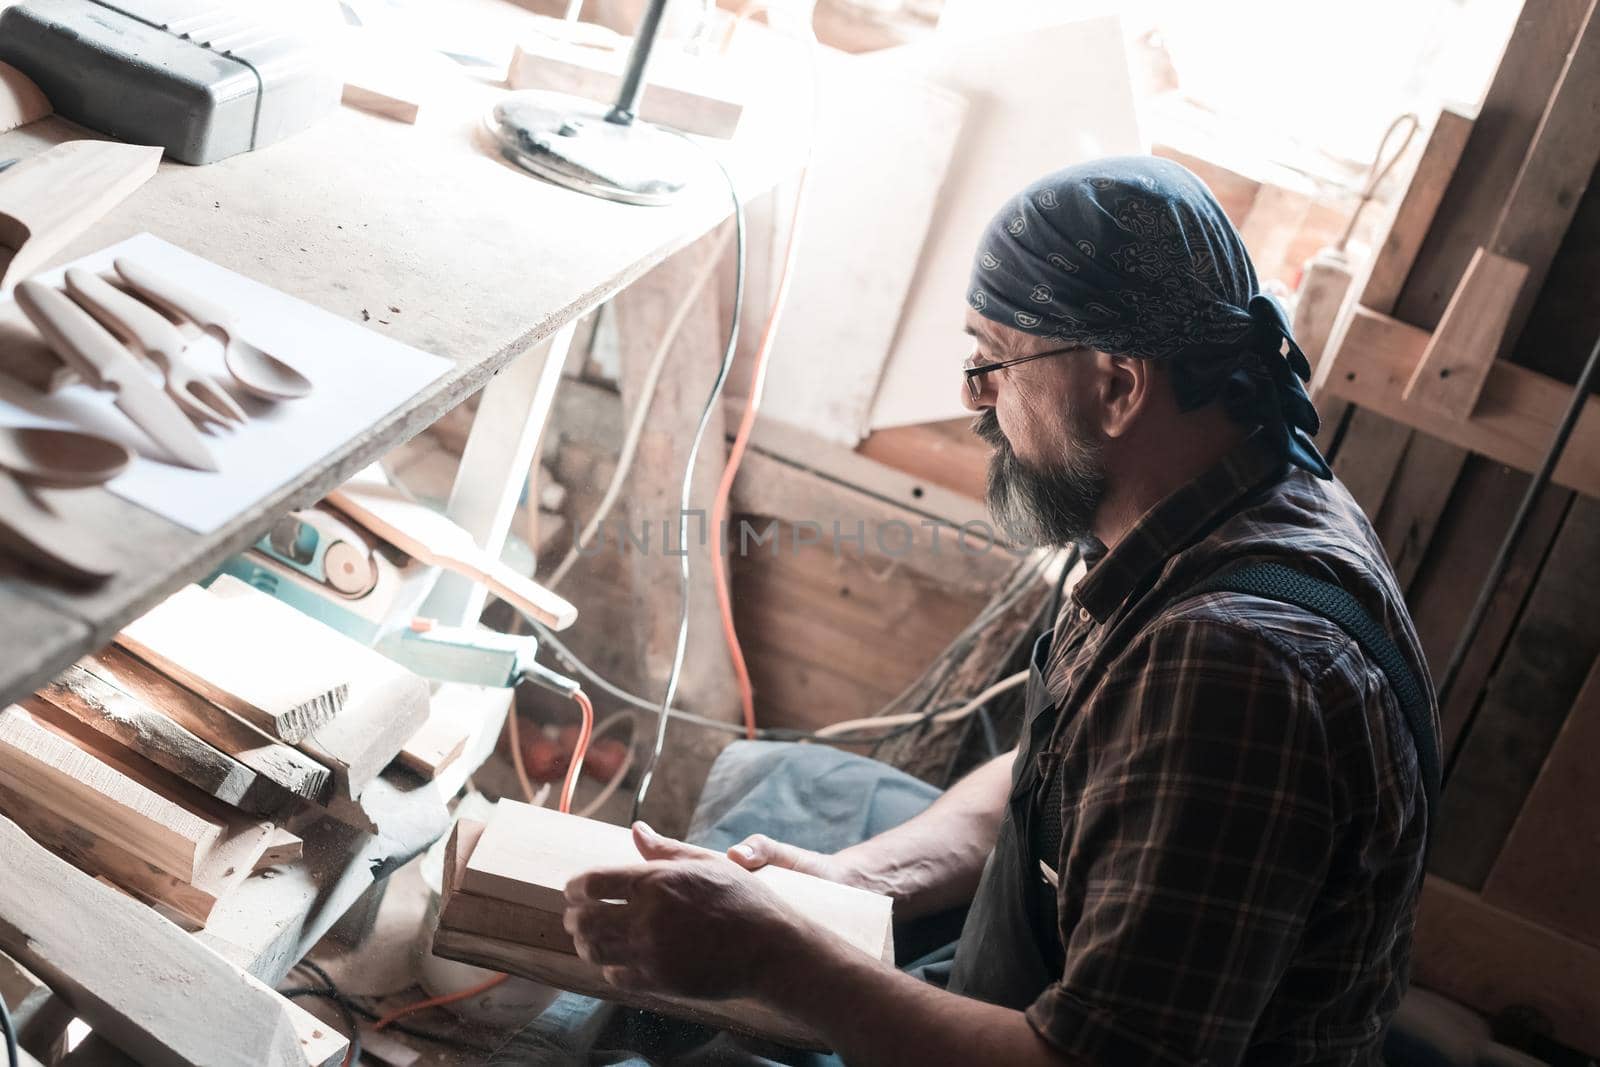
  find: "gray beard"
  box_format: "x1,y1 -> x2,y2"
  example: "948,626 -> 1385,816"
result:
974,408 -> 1105,548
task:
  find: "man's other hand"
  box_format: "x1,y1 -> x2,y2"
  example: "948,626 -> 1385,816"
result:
724,832 -> 857,886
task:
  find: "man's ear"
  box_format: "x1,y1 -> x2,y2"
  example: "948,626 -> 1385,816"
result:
1094,353 -> 1150,439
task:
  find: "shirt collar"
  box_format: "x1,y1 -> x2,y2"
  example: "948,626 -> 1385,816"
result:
1072,431 -> 1288,623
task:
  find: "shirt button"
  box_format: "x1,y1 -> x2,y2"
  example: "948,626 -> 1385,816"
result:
1079,607 -> 1091,623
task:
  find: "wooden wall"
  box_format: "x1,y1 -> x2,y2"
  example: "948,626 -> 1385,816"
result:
1312,1 -> 1600,1054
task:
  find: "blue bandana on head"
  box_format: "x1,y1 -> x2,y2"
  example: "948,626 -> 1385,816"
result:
969,155 -> 1331,479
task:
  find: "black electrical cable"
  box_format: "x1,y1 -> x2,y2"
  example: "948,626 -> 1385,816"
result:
280,988 -> 361,1067
283,962 -> 499,1055
631,139 -> 746,824
2,992 -> 18,1067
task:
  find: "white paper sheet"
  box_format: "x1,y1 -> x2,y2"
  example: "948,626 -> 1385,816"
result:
0,233 -> 452,533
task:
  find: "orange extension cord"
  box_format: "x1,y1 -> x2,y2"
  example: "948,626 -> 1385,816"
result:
365,689 -> 596,1048
710,153 -> 815,741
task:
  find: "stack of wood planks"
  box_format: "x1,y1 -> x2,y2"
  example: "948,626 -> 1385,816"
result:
0,573 -> 451,1064
433,800 -> 896,1049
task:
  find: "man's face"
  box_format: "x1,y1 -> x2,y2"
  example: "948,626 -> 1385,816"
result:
961,308 -> 1107,548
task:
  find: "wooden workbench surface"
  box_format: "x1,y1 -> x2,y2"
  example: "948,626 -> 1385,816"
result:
0,23 -> 798,708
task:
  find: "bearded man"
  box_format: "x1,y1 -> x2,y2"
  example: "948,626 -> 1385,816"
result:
540,156 -> 1439,1067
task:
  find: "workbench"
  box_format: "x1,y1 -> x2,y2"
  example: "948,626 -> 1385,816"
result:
0,3 -> 806,1051
0,13 -> 797,710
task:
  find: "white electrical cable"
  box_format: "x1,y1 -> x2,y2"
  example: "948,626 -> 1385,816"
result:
546,225 -> 736,590
814,669 -> 1030,740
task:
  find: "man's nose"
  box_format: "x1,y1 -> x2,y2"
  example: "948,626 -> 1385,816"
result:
960,379 -> 990,413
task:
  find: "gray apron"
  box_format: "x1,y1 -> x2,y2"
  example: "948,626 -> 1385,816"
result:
944,628 -> 1065,1009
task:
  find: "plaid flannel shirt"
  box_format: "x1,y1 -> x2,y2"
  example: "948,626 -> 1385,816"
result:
1027,432 -> 1435,1066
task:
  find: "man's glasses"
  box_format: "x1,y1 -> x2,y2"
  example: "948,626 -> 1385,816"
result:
963,345 -> 1084,402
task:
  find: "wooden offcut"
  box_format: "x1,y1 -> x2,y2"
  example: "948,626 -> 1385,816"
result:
0,139 -> 162,287
0,701 -> 219,880
208,575 -> 430,800
117,584 -> 349,744
0,812 -> 347,1067
79,647 -> 331,805
1402,249 -> 1529,420
37,663 -> 281,815
396,707 -> 470,780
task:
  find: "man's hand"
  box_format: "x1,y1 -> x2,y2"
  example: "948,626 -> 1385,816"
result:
725,832 -> 857,886
563,822 -> 809,1001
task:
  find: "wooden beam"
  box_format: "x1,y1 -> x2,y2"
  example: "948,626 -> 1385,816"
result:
1482,652 -> 1600,944
0,701 -> 219,880
1403,249 -> 1530,420
1359,108 -> 1474,314
1322,308 -> 1600,498
0,813 -> 346,1067
1413,876 -> 1600,1058
1431,497 -> 1600,887
36,663 -> 283,815
78,647 -> 331,805
116,585 -> 348,744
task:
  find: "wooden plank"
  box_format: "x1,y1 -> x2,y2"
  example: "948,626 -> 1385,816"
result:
36,663 -> 279,814
1403,249 -> 1530,420
1487,0 -> 1600,360
1321,308 -> 1600,498
0,701 -> 219,880
1330,408 -> 1412,517
0,948 -> 64,1067
855,418 -> 987,503
1359,108 -> 1474,314
1406,465 -> 1570,747
760,57 -> 967,446
0,812 -> 345,1067
1369,433 -> 1467,591
1291,248 -> 1354,380
1482,653 -> 1600,944
207,575 -> 430,800
1412,875 -> 1600,1058
78,647 -> 331,805
440,819 -> 575,951
1431,496 -> 1600,887
459,800 -> 894,962
117,584 -> 348,744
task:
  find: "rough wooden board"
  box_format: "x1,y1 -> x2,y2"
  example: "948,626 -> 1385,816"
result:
440,818 -> 575,951
117,584 -> 349,743
1290,248 -> 1354,380
1413,876 -> 1600,1058
208,574 -> 430,800
0,61 -> 50,134
0,700 -> 219,879
78,647 -> 330,805
1431,496 -> 1600,887
1403,249 -> 1530,420
1359,108 -> 1474,314
759,56 -> 967,446
460,800 -> 894,963
506,37 -> 743,139
0,948 -> 60,1066
1481,653 -> 1600,944
0,139 -> 162,287
1321,308 -> 1600,498
37,663 -> 272,813
0,812 -> 341,1067
854,418 -> 987,503
1368,433 -> 1468,593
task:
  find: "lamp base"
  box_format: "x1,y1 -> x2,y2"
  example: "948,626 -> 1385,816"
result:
486,91 -> 701,206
